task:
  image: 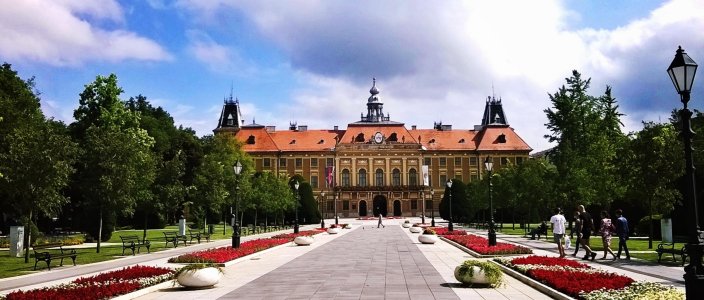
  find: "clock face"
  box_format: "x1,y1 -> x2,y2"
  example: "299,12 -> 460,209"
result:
374,132 -> 383,144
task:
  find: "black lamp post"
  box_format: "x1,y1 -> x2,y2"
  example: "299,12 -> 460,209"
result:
320,191 -> 326,229
431,189 -> 436,227
447,180 -> 454,232
421,187 -> 426,224
232,160 -> 243,248
485,157 -> 496,246
294,181 -> 300,234
668,45 -> 703,298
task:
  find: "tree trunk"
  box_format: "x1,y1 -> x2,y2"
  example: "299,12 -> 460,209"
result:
23,209 -> 33,263
143,212 -> 148,241
97,209 -> 103,253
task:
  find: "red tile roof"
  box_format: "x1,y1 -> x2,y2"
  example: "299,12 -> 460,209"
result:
409,129 -> 477,151
475,126 -> 532,151
338,124 -> 417,144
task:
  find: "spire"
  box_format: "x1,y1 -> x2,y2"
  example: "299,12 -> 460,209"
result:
370,77 -> 379,95
359,77 -> 390,122
214,88 -> 243,134
480,95 -> 509,127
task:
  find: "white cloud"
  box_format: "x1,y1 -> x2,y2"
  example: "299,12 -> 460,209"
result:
0,0 -> 172,66
186,29 -> 258,75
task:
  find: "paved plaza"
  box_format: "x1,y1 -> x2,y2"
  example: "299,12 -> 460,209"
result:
0,218 -> 687,299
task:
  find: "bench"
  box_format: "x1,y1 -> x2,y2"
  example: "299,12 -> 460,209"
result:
188,229 -> 211,244
163,231 -> 188,248
32,243 -> 77,270
657,242 -> 687,265
528,223 -> 549,240
120,235 -> 150,256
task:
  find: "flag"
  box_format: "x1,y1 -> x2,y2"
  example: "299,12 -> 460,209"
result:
326,166 -> 335,187
421,165 -> 429,186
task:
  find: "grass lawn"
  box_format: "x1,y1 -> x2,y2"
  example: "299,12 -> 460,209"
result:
0,222 -> 284,279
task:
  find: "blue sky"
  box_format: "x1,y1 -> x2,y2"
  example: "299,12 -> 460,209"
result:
2,0 -> 704,152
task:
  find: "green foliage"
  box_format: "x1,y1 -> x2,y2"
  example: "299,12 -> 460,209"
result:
439,179 -> 470,222
455,260 -> 503,287
637,214 -> 663,239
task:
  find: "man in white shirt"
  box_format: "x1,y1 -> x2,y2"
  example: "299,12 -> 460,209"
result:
550,207 -> 567,258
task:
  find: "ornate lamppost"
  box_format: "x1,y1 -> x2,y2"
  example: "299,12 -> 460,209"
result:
667,45 -> 703,298
232,160 -> 243,248
320,191 -> 326,229
421,187 -> 426,224
431,189 -> 436,227
294,181 -> 300,234
447,180 -> 453,232
485,156 -> 496,246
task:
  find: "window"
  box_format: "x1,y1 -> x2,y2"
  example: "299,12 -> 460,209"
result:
439,157 -> 446,166
424,157 -> 431,166
516,157 -> 524,165
342,169 -> 351,187
311,175 -> 318,188
411,200 -> 418,210
408,168 -> 418,186
469,157 -> 477,165
392,169 -> 401,186
295,158 -> 302,168
455,174 -> 462,181
343,201 -> 350,210
439,174 -> 447,187
358,169 -> 367,187
263,158 -> 271,167
279,158 -> 287,167
470,172 -> 478,181
327,201 -> 334,211
454,157 -> 461,166
501,157 -> 509,165
326,158 -> 334,167
311,158 -> 318,168
375,169 -> 384,186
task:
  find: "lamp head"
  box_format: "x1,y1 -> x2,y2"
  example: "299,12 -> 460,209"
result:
233,159 -> 243,175
667,45 -> 698,96
484,156 -> 493,172
447,180 -> 452,188
294,181 -> 300,190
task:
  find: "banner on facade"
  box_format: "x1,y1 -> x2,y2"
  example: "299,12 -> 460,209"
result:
326,166 -> 335,187
421,165 -> 429,186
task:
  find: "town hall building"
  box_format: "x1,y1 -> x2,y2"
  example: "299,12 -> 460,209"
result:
214,79 -> 532,218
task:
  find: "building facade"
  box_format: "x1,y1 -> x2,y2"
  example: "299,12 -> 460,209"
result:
214,79 -> 532,218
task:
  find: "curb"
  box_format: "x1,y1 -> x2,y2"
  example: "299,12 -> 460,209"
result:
111,279 -> 174,300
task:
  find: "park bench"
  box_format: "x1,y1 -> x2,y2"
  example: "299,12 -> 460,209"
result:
528,222 -> 549,240
188,229 -> 211,244
119,235 -> 150,256
163,231 -> 188,248
657,242 -> 688,265
32,243 -> 77,270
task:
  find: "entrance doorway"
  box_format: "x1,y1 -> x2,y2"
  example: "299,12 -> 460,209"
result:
373,195 -> 387,216
359,200 -> 368,217
393,200 -> 402,216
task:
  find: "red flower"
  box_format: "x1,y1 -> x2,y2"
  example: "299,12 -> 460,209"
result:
444,234 -> 532,255
510,256 -> 589,268
528,269 -> 633,297
168,238 -> 291,263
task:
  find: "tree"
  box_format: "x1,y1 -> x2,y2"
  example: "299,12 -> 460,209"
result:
70,74 -> 155,252
439,179 -> 470,223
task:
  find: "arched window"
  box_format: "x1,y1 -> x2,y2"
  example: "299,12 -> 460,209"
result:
408,168 -> 418,186
392,169 -> 401,186
342,169 -> 350,187
375,169 -> 384,186
358,169 -> 367,187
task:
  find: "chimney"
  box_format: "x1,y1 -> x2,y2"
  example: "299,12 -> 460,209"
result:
411,125 -> 417,130
298,125 -> 308,132
441,124 -> 452,131
334,125 -> 339,131
266,126 -> 276,132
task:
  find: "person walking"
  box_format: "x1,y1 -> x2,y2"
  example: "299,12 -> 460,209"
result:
377,213 -> 385,228
599,210 -> 617,260
571,210 -> 582,257
578,205 -> 597,260
550,208 -> 567,258
615,209 -> 631,260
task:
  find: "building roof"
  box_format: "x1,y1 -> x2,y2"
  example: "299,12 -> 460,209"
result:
475,125 -> 532,151
409,129 -> 477,151
338,123 -> 417,145
270,129 -> 343,152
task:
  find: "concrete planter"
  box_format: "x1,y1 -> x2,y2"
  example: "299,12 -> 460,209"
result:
454,266 -> 489,285
177,267 -> 221,288
327,227 -> 341,234
418,234 -> 439,244
294,236 -> 314,246
402,222 -> 412,228
409,226 -> 422,233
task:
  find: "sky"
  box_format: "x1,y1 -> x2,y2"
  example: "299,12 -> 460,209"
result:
2,0 -> 704,153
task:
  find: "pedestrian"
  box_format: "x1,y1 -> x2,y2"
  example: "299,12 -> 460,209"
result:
550,208 -> 567,258
571,210 -> 582,257
377,212 -> 385,228
615,209 -> 631,260
578,205 -> 596,260
599,210 -> 617,260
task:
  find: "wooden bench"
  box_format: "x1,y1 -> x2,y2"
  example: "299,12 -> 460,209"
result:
163,231 -> 188,248
120,235 -> 150,256
657,242 -> 687,265
188,229 -> 211,244
32,243 -> 77,270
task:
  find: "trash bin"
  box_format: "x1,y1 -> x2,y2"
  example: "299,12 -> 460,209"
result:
208,224 -> 214,234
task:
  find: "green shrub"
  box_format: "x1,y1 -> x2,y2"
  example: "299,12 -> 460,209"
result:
637,214 -> 662,239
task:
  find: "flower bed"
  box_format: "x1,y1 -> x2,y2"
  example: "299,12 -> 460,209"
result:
496,256 -> 684,299
270,230 -> 322,240
434,228 -> 467,236
2,265 -> 173,300
444,234 -> 532,255
168,238 -> 290,263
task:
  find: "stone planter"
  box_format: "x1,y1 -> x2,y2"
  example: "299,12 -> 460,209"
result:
409,227 -> 422,233
177,267 -> 221,288
294,236 -> 314,246
418,234 -> 439,244
402,223 -> 411,228
454,266 -> 489,285
327,227 -> 341,234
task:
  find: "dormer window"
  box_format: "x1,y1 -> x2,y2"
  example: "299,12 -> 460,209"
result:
497,134 -> 506,143
290,139 -> 296,144
355,133 -> 365,143
247,135 -> 255,144
318,139 -> 324,144
388,133 -> 398,142
226,113 -> 234,125
429,138 -> 436,143
459,138 -> 465,143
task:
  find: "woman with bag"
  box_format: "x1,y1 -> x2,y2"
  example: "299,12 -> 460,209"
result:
599,210 -> 617,260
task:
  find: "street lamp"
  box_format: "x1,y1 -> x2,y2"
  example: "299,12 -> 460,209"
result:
294,181 -> 300,234
447,180 -> 453,232
431,189 -> 436,226
320,191 -> 326,229
421,187 -> 426,224
232,160 -> 243,248
485,156 -> 496,246
668,45 -> 703,298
